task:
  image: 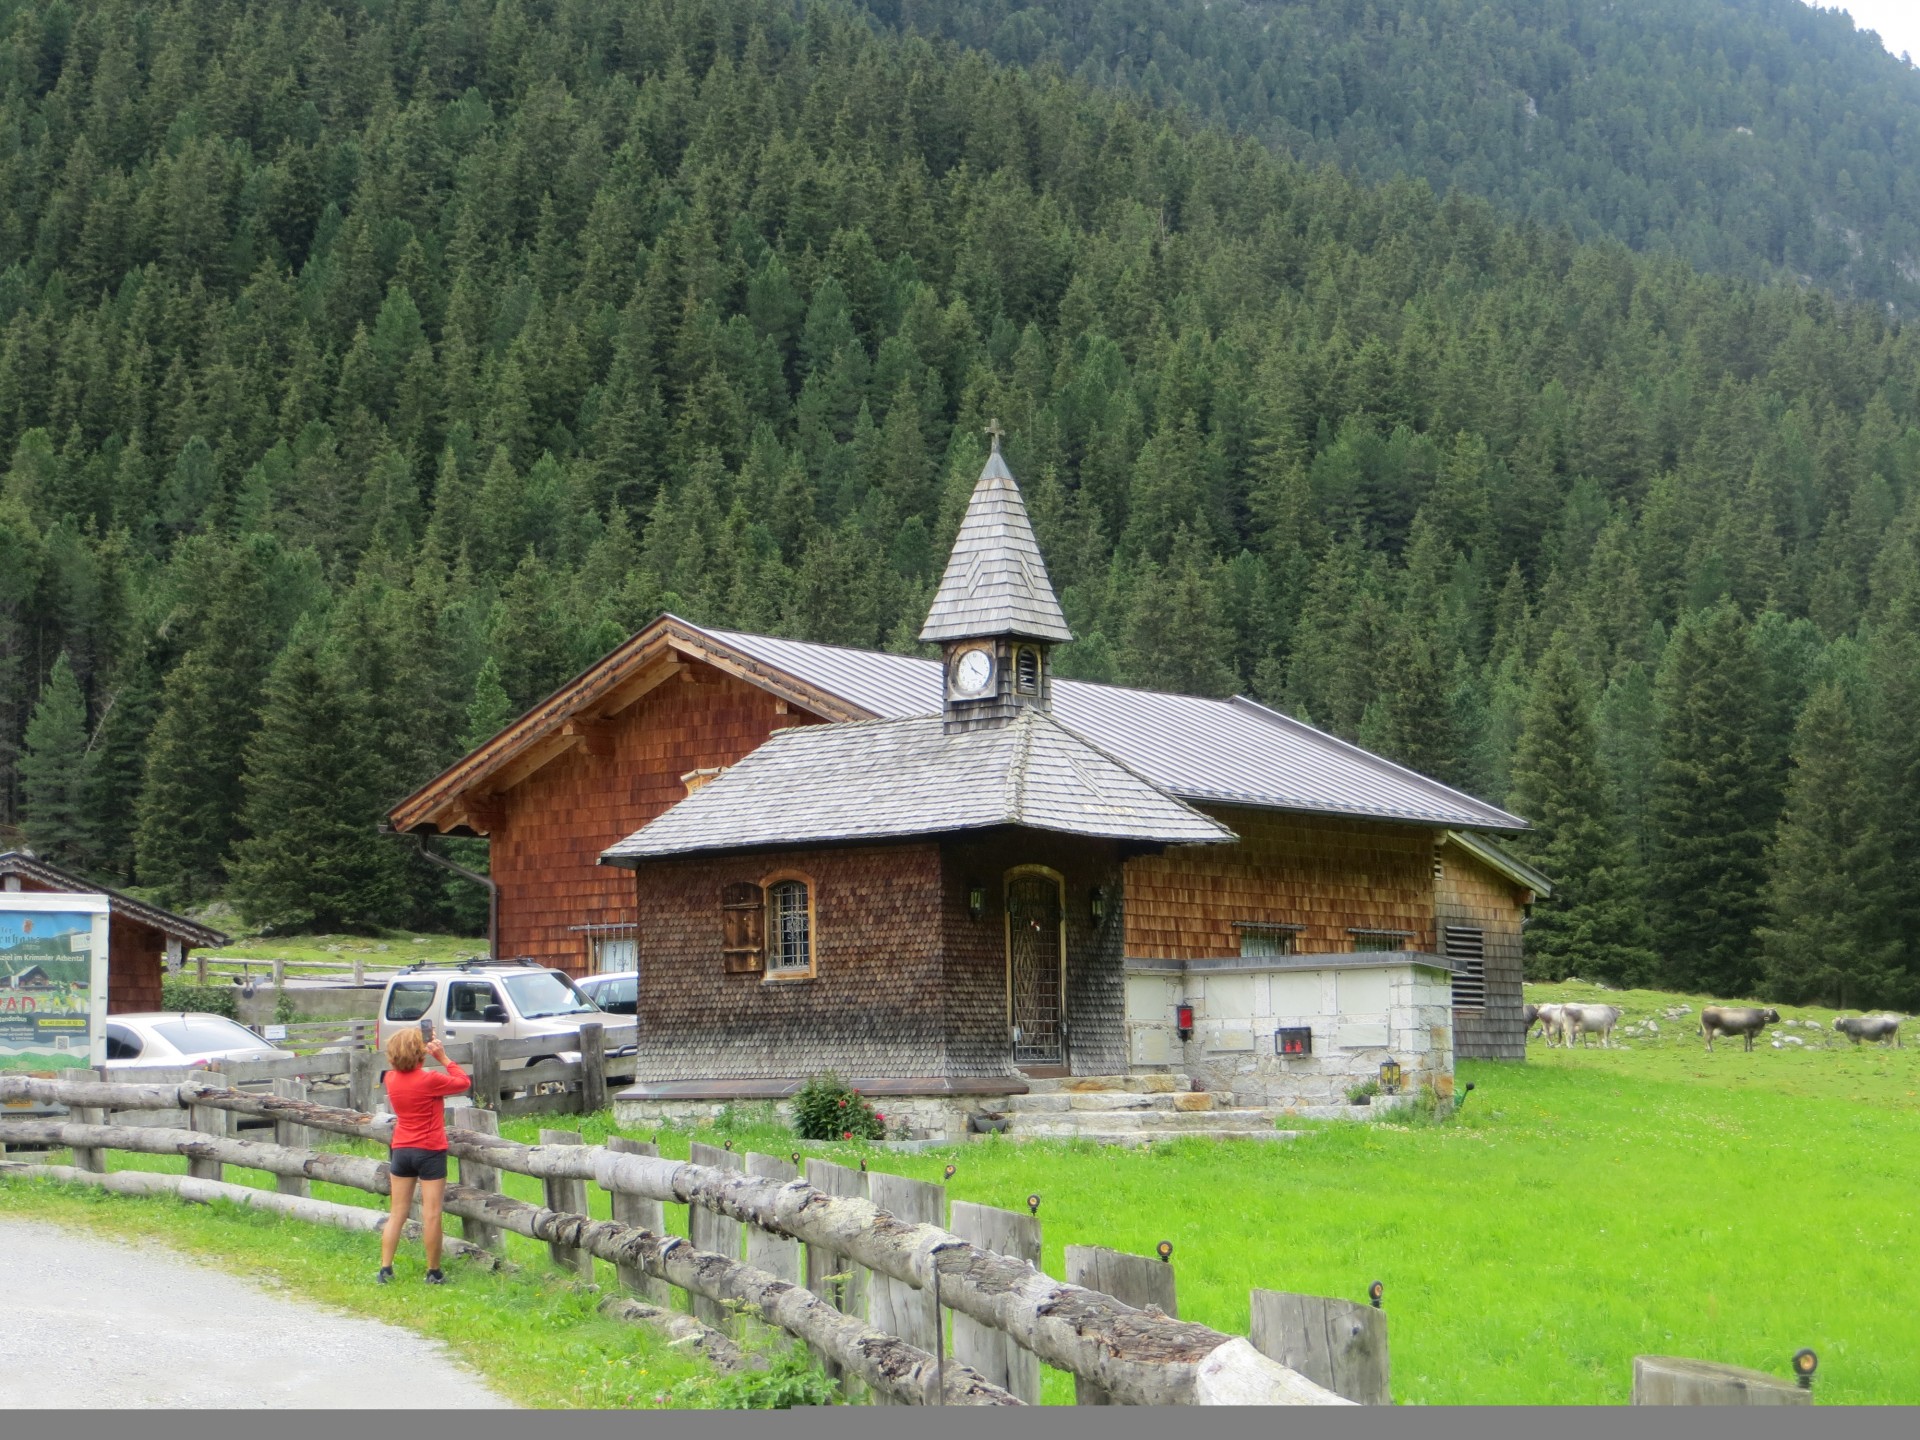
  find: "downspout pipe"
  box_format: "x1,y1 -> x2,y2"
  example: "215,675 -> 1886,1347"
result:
390,826 -> 499,963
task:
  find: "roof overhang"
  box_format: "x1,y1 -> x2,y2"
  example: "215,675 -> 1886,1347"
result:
386,616 -> 878,836
0,852 -> 230,948
1442,830 -> 1554,898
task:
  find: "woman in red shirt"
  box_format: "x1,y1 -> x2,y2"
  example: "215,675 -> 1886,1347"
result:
378,1026 -> 470,1285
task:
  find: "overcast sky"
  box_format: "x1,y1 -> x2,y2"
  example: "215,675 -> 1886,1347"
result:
1811,2 -> 1920,63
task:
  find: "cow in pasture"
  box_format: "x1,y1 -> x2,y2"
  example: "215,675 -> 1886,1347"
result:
1699,1005 -> 1781,1052
1833,1014 -> 1903,1048
1530,1003 -> 1568,1046
1566,1003 -> 1622,1048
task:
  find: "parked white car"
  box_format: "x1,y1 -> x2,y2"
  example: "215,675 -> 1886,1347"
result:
375,960 -> 630,1066
103,1012 -> 295,1070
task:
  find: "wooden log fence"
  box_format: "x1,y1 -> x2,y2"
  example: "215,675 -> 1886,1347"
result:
1066,1245 -> 1179,1405
0,1074 -> 1354,1407
1248,1289 -> 1391,1405
950,1201 -> 1042,1404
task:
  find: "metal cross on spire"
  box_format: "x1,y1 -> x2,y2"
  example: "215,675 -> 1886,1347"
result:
984,417 -> 1005,451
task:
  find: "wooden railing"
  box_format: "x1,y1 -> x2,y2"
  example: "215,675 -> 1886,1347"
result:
120,1021 -> 636,1120
0,1074 -> 1370,1407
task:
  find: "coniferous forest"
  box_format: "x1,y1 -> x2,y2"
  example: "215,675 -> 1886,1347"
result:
6,0 -> 1920,1010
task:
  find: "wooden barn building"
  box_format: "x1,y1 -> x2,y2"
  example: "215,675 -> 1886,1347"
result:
390,440 -> 1544,1120
0,851 -> 230,1012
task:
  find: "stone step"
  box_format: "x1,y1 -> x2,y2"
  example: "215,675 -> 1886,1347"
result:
1005,1107 -> 1286,1134
990,1127 -> 1307,1149
1000,1090 -> 1236,1114
1019,1074 -> 1190,1095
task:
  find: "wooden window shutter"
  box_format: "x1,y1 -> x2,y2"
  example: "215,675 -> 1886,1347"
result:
721,882 -> 765,973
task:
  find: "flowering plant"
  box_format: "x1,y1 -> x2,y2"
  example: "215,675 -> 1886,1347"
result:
791,1071 -> 885,1140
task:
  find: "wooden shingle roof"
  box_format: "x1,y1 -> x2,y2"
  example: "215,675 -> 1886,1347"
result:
600,710 -> 1234,864
918,441 -> 1073,644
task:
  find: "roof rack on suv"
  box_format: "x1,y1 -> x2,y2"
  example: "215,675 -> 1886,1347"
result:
395,956 -> 548,975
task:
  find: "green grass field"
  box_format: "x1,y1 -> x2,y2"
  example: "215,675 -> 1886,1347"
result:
4,979 -> 1915,1405
198,931 -> 485,970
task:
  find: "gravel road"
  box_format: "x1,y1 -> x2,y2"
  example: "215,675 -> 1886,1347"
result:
0,1217 -> 512,1408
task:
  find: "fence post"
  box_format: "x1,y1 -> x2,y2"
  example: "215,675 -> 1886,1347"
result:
804,1158 -> 870,1398
186,1074 -> 231,1182
468,1033 -> 501,1111
866,1171 -> 946,1404
353,955 -> 365,986
449,1107 -> 505,1255
577,1022 -> 606,1115
949,1201 -> 1042,1405
1064,1246 -> 1178,1405
271,1077 -> 313,1198
1631,1357 -> 1811,1406
688,1142 -> 744,1331
537,1128 -> 594,1279
72,1066 -> 107,1174
271,959 -> 285,991
605,1136 -> 671,1304
349,1048 -> 379,1114
742,1152 -> 803,1349
1248,1290 -> 1390,1405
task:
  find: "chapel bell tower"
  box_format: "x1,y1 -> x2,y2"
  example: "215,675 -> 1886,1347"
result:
919,422 -> 1073,734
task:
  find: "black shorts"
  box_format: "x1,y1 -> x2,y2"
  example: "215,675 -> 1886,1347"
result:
389,1146 -> 448,1181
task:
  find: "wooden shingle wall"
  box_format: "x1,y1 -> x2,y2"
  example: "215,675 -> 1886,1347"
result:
1123,809 -> 1438,960
628,842 -> 950,1083
940,832 -> 1129,1078
489,663 -> 815,972
1436,843 -> 1529,1059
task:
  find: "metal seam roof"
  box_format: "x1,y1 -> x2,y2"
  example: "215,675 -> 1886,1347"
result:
698,627 -> 1527,832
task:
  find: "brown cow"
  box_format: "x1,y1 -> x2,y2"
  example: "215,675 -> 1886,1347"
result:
1700,1005 -> 1781,1052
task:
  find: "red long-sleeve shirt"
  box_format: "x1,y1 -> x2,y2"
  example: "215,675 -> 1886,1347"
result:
384,1060 -> 470,1150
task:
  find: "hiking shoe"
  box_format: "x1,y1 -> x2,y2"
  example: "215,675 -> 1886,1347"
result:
376,1266 -> 393,1285
424,1268 -> 446,1285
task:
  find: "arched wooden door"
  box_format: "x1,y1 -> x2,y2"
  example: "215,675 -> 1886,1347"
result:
1005,868 -> 1066,1071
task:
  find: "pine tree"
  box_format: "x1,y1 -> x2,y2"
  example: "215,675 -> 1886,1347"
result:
229,628 -> 405,932
19,654 -> 92,868
463,656 -> 515,751
1507,631 -> 1655,983
1122,530 -> 1237,697
132,547 -> 273,901
1646,605 -> 1773,995
1758,681 -> 1891,1006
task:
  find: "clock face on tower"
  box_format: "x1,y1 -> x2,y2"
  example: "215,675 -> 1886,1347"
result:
951,647 -> 995,698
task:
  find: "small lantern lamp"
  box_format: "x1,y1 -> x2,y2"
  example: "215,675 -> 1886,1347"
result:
1026,1193 -> 1041,1215
1090,886 -> 1107,923
1156,1240 -> 1174,1263
1368,1280 -> 1384,1310
1793,1349 -> 1818,1390
967,884 -> 986,921
1176,1003 -> 1194,1041
1378,1058 -> 1403,1095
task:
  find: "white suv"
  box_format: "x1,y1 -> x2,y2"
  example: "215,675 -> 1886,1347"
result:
376,961 -> 621,1066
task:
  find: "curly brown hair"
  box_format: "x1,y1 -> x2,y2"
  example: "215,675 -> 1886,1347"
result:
385,1027 -> 426,1073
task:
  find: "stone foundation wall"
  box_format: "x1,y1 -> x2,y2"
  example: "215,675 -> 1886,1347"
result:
612,1091 -> 1010,1144
1126,954 -> 1456,1110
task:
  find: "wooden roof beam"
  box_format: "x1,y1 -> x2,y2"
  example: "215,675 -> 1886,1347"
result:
563,717 -> 616,758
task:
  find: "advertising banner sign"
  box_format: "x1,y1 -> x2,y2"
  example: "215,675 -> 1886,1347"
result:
0,892 -> 110,1072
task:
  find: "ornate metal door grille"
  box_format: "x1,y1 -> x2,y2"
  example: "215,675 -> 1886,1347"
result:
1007,874 -> 1065,1068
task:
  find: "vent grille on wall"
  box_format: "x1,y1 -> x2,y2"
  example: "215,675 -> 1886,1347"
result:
1444,925 -> 1486,1009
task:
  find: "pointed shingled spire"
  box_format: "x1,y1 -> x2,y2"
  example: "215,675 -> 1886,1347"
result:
918,426 -> 1074,644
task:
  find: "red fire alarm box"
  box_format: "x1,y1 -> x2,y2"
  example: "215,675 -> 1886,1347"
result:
1176,1003 -> 1194,1040
1275,1027 -> 1313,1057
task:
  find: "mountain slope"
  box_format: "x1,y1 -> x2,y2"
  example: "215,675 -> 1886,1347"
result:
864,0 -> 1920,311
